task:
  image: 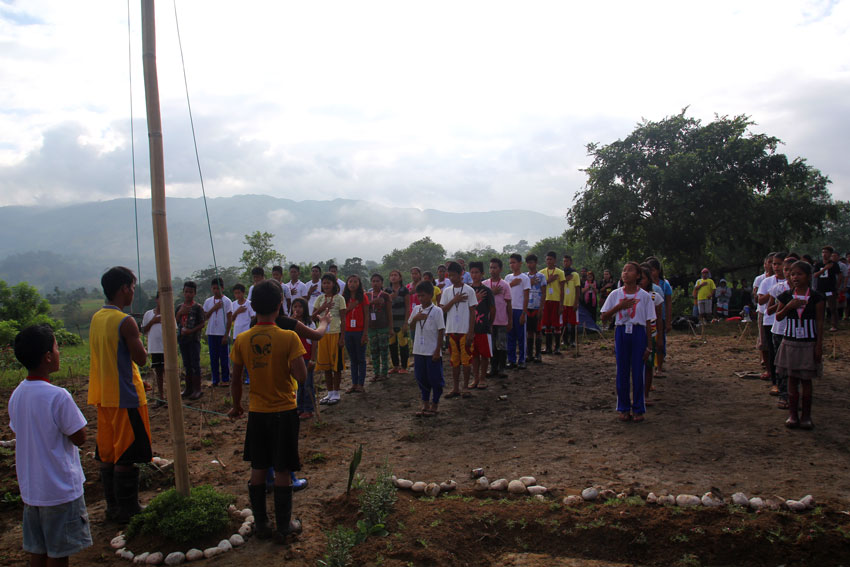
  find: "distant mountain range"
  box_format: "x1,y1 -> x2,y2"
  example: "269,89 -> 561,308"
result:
0,195 -> 566,291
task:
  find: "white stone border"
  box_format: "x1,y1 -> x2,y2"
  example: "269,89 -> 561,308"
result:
109,505 -> 251,565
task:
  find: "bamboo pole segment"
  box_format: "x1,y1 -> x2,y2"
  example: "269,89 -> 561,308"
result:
141,0 -> 190,496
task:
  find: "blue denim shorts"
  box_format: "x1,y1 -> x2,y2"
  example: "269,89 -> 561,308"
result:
23,494 -> 92,558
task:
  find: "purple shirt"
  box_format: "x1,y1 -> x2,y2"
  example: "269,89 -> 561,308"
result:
484,278 -> 511,326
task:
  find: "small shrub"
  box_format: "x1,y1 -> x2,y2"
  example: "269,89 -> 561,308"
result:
358,464 -> 397,527
318,525 -> 357,567
125,485 -> 233,544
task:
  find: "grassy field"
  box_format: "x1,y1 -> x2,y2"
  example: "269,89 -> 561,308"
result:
0,338 -> 213,389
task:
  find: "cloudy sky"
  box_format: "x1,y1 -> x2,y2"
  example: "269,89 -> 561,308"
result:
0,0 -> 848,217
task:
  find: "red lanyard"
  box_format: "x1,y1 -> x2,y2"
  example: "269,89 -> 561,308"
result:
26,376 -> 51,383
793,288 -> 810,318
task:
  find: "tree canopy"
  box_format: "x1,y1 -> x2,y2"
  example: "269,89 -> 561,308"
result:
239,231 -> 285,279
567,110 -> 837,275
381,237 -> 446,272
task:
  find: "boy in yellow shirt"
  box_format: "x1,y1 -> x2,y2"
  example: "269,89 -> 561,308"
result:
561,255 -> 581,349
541,251 -> 566,355
229,280 -> 307,543
693,268 -> 716,325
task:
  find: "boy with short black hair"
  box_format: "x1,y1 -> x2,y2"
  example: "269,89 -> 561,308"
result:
176,280 -> 205,399
247,267 -> 265,300
439,261 -> 478,397
287,264 -> 308,301
408,280 -> 446,416
305,265 -> 323,313
271,265 -> 293,313
204,277 -> 233,387
10,324 -> 92,565
505,253 -> 530,368
484,257 -> 512,377
561,255 -> 580,349
89,266 -> 151,524
328,264 -> 346,294
141,292 -> 165,406
524,253 -> 546,363
229,280 -> 307,543
231,283 -> 255,384
814,245 -> 840,331
541,251 -> 566,355
469,262 -> 495,389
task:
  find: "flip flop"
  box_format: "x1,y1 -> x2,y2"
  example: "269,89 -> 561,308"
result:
461,391 -> 473,398
618,412 -> 631,422
633,414 -> 645,422
476,384 -> 488,390
444,391 -> 461,399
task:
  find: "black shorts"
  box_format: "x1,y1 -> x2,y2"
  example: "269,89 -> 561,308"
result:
243,409 -> 301,472
150,353 -> 164,369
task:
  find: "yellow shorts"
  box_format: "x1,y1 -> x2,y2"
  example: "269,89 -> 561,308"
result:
95,405 -> 152,465
315,333 -> 345,372
447,333 -> 473,367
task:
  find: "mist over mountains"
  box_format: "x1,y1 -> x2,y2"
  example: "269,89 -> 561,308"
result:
0,195 -> 566,291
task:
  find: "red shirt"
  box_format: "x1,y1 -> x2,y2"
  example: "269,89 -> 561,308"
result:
344,295 -> 370,332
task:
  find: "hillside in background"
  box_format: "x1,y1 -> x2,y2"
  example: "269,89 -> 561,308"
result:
0,195 -> 566,290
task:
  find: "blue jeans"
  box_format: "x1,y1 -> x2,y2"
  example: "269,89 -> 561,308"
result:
207,335 -> 230,384
296,367 -> 315,413
507,309 -> 527,363
413,354 -> 444,403
345,331 -> 367,386
614,324 -> 647,415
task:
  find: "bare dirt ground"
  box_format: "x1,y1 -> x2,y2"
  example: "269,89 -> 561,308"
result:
2,322 -> 850,566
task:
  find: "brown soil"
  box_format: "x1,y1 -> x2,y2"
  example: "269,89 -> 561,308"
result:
2,323 -> 850,566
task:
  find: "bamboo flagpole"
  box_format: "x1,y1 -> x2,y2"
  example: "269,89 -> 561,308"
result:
141,0 -> 190,496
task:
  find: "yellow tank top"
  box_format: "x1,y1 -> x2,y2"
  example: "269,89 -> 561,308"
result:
88,306 -> 146,408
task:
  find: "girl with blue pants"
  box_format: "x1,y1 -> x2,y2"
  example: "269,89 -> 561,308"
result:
600,262 -> 655,422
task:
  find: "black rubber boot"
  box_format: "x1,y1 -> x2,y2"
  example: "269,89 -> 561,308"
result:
181,372 -> 192,398
535,336 -> 543,362
273,486 -> 302,544
114,468 -> 143,524
544,334 -> 553,354
249,484 -> 272,539
100,466 -> 119,522
188,374 -> 203,400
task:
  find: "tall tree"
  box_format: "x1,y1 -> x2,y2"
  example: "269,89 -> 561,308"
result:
381,237 -> 447,272
568,110 -> 836,275
239,231 -> 285,279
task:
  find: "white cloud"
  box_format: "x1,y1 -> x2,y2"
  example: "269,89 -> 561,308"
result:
0,0 -> 848,211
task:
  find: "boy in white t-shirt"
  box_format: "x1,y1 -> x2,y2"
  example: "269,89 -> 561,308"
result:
505,253 -> 531,369
287,264 -> 309,301
758,253 -> 784,391
9,325 -> 92,564
439,261 -> 478,398
141,292 -> 165,406
231,283 -> 255,384
408,281 -> 446,416
767,254 -> 795,406
204,277 -> 233,387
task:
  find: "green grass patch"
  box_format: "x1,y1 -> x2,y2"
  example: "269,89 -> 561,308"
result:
125,485 -> 234,544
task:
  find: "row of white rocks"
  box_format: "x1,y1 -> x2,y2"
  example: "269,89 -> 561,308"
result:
393,475 -> 548,496
109,505 -> 254,564
566,487 -> 816,513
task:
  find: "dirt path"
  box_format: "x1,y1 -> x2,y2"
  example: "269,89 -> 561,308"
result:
1,324 -> 849,565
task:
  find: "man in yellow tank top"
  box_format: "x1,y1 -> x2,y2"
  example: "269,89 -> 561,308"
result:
88,267 -> 150,524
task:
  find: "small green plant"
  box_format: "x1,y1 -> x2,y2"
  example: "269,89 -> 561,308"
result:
201,438 -> 213,447
307,452 -> 327,464
318,525 -> 357,567
632,532 -> 648,545
765,526 -> 786,543
358,463 -> 396,529
675,553 -> 701,567
125,485 -> 233,544
347,444 -> 363,495
208,418 -> 221,426
625,496 -> 646,507
416,537 -> 429,548
671,533 -> 690,543
430,519 -> 441,527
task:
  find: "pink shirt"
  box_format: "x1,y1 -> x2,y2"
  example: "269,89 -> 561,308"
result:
484,278 -> 511,326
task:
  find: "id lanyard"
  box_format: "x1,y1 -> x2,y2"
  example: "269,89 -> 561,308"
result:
793,288 -> 810,319
452,285 -> 464,326
418,306 -> 433,344
369,290 -> 380,321
546,269 -> 555,296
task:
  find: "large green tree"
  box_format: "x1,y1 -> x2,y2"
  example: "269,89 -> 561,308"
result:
239,231 -> 285,280
381,237 -> 446,272
568,110 -> 836,275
